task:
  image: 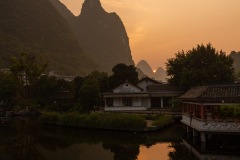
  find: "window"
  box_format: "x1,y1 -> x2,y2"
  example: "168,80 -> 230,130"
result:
122,97 -> 132,106
106,98 -> 113,107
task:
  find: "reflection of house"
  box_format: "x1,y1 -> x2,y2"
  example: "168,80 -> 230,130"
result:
103,77 -> 183,111
182,138 -> 240,160
180,84 -> 240,143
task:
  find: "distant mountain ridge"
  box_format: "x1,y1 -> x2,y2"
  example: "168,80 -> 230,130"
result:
0,0 -> 134,75
0,0 -> 96,75
50,0 -> 134,73
136,60 -> 167,82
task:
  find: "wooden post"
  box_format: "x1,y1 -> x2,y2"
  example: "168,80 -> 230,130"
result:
201,104 -> 205,120
200,132 -> 206,143
161,97 -> 163,108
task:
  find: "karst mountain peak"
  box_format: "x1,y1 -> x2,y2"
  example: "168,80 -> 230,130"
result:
81,0 -> 106,17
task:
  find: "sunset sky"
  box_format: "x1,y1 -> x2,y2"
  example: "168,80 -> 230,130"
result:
60,0 -> 240,70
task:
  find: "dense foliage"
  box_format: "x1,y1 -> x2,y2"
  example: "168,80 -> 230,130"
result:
220,105 -> 240,118
166,44 -> 235,89
1,56 -> 142,112
109,63 -> 138,88
149,115 -> 173,126
230,51 -> 240,77
0,72 -> 19,107
40,112 -> 147,131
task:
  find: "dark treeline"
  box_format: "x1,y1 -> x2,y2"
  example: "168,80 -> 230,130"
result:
1,44 -> 239,113
0,53 -> 138,113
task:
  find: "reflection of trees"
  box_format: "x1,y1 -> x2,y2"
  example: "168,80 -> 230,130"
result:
144,124 -> 185,148
168,142 -> 186,160
0,117 -> 45,160
103,143 -> 139,160
168,141 -> 200,160
0,120 -> 186,160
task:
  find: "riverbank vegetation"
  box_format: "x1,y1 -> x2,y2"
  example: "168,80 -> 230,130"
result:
1,44 -> 239,122
0,54 -> 142,113
150,114 -> 174,126
40,112 -> 146,131
39,112 -> 174,131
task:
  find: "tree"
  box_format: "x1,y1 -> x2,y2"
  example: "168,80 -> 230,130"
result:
79,76 -> 100,112
230,51 -> 240,75
87,71 -> 109,93
10,52 -> 47,104
166,44 -> 235,89
72,76 -> 84,101
31,76 -> 58,107
77,71 -> 109,112
0,71 -> 19,107
109,63 -> 138,89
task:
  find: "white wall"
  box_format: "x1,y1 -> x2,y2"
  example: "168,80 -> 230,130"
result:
113,98 -> 122,106
133,97 -> 141,106
113,83 -> 142,93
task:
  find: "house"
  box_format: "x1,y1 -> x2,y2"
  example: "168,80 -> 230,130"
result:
103,77 -> 183,111
180,84 -> 240,143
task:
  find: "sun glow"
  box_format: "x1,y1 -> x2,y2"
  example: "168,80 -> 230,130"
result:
153,70 -> 156,73
60,0 -> 240,70
137,143 -> 174,160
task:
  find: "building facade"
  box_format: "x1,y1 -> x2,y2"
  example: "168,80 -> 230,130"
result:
103,77 -> 183,111
180,84 -> 240,144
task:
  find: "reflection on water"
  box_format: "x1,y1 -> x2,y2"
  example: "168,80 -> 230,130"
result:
138,143 -> 174,160
0,117 -> 187,160
38,143 -> 114,160
182,138 -> 240,160
3,117 -> 238,160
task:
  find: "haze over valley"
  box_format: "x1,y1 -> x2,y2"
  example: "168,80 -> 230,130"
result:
0,0 -> 240,80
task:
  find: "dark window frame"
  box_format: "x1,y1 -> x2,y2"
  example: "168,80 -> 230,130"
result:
122,97 -> 133,106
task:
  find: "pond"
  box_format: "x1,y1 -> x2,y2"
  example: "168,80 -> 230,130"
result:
0,117 -> 239,160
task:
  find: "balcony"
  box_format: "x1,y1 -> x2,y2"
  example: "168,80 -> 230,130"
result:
181,115 -> 240,133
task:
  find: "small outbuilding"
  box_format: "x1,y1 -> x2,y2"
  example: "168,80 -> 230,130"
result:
103,77 -> 183,111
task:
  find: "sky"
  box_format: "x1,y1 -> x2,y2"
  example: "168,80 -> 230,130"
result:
60,0 -> 240,70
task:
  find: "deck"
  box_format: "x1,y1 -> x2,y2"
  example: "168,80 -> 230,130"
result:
181,115 -> 240,133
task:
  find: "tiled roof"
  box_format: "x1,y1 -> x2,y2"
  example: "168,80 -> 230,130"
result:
180,84 -> 240,103
112,81 -> 144,92
146,84 -> 183,93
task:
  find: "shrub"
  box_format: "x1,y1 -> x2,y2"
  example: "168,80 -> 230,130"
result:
220,105 -> 240,118
39,112 -> 147,131
152,115 -> 173,126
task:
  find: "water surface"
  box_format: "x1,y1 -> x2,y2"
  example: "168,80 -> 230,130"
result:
1,117 -> 231,160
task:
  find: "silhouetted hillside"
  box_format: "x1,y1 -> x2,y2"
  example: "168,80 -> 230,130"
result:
136,60 -> 154,78
136,60 -> 167,82
155,67 -> 167,82
50,0 -> 134,73
0,0 -> 95,75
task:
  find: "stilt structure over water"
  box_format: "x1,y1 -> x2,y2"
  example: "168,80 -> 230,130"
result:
180,84 -> 240,153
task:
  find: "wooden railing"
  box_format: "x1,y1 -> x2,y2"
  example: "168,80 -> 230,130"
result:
105,108 -> 182,115
181,115 -> 240,133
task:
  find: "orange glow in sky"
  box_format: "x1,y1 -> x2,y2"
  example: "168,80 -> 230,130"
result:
137,143 -> 174,160
60,0 -> 240,69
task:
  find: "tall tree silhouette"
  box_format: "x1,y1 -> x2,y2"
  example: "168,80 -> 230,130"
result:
166,43 -> 234,89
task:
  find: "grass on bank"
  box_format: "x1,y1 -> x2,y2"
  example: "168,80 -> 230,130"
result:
149,114 -> 174,126
40,112 -> 174,131
40,112 -> 147,131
